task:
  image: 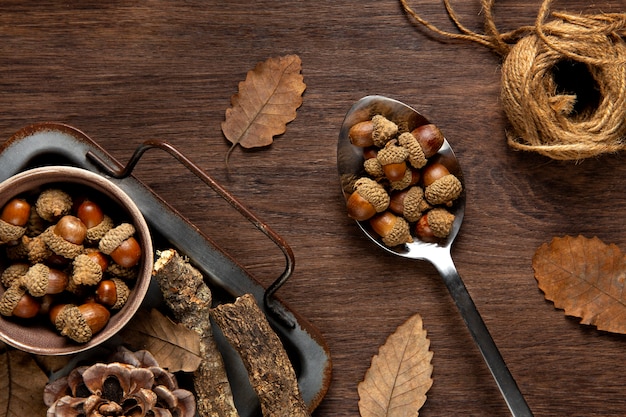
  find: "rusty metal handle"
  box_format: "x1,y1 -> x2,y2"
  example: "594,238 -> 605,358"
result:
86,140 -> 296,328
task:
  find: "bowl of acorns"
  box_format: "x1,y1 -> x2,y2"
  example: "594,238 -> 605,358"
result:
0,166 -> 153,355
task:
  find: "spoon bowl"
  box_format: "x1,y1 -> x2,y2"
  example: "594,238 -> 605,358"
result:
338,96 -> 533,417
338,95 -> 465,258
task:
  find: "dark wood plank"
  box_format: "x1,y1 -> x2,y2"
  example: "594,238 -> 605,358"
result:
0,1 -> 625,416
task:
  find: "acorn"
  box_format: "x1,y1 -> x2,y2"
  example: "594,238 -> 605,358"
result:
416,207 -> 456,240
99,223 -> 142,268
0,284 -> 40,318
71,251 -> 108,286
411,123 -> 445,158
369,211 -> 413,247
110,237 -> 142,268
0,198 -> 29,243
35,188 -> 72,222
51,302 -> 110,343
22,263 -> 69,297
41,215 -> 87,260
398,132 -> 427,169
422,162 -> 462,206
349,120 -> 375,147
75,199 -> 114,244
55,215 -> 87,245
85,250 -> 110,272
95,278 -> 130,310
389,167 -> 420,191
1,198 -> 31,227
376,140 -> 409,182
389,186 -> 431,222
346,177 -> 390,221
371,115 -> 399,147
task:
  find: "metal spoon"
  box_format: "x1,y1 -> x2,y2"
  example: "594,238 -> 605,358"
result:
337,96 -> 533,417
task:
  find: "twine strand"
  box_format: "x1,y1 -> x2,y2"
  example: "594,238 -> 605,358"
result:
400,0 -> 626,160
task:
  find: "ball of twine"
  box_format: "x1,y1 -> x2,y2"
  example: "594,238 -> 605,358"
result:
400,0 -> 626,161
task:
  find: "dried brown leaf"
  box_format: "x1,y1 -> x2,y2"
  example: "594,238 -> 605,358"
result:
120,308 -> 202,372
221,54 -> 306,165
358,313 -> 433,417
533,235 -> 626,333
0,342 -> 49,417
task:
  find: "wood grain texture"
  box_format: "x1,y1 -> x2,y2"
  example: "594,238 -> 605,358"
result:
1,1 -> 625,416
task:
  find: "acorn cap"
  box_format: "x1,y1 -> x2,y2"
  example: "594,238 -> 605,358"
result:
427,208 -> 456,238
110,277 -> 130,310
0,284 -> 25,316
72,253 -> 104,286
23,263 -> 50,297
7,235 -> 53,264
35,188 -> 72,222
381,215 -> 413,247
26,235 -> 53,263
99,223 -> 135,255
425,174 -> 463,206
42,225 -> 84,259
403,186 -> 430,222
376,140 -> 408,166
398,132 -> 427,169
4,235 -> 30,261
25,206 -> 46,237
64,279 -> 86,296
106,262 -> 138,280
0,218 -> 26,244
54,304 -> 92,343
389,168 -> 414,191
371,115 -> 398,147
354,177 -> 390,213
1,263 -> 29,289
85,215 -> 114,244
363,158 -> 384,179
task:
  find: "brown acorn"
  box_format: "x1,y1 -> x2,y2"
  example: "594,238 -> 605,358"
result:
376,140 -> 409,182
346,177 -> 390,221
99,223 -> 142,268
95,278 -> 130,310
415,207 -> 456,239
369,211 -> 413,247
422,163 -> 462,206
410,123 -> 445,158
0,284 -> 40,318
51,302 -> 110,343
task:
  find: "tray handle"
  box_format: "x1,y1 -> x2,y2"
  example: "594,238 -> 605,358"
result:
86,140 -> 296,328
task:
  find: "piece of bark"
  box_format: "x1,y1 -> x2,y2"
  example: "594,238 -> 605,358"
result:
153,249 -> 239,417
212,293 -> 310,417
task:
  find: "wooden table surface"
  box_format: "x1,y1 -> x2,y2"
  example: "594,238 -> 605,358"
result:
1,1 -> 625,416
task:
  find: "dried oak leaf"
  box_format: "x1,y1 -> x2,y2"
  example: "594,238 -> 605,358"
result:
0,342 -> 49,417
358,313 -> 433,417
533,235 -> 626,333
120,308 -> 202,372
221,54 -> 306,166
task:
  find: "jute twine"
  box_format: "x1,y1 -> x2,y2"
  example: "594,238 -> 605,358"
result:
400,0 -> 626,161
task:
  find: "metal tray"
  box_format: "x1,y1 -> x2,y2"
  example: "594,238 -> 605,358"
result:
0,122 -> 332,416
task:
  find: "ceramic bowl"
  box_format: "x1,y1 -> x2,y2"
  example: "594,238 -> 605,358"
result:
0,166 -> 153,355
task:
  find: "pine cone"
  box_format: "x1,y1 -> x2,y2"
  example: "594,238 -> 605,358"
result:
43,347 -> 196,417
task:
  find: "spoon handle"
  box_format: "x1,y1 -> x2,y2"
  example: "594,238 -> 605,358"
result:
433,252 -> 533,417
